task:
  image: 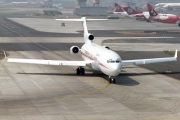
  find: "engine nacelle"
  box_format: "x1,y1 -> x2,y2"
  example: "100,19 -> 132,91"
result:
70,46 -> 80,54
88,34 -> 94,41
103,46 -> 110,50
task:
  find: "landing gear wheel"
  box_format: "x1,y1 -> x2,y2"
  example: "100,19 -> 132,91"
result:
146,19 -> 150,22
76,67 -> 85,75
81,68 -> 85,75
110,77 -> 116,84
76,68 -> 80,75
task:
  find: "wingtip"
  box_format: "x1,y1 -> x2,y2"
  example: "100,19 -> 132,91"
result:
3,50 -> 7,59
174,49 -> 178,58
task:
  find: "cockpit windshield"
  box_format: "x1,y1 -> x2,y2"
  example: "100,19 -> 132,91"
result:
107,59 -> 120,63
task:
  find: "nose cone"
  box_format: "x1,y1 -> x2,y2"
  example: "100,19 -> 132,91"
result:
110,64 -> 121,76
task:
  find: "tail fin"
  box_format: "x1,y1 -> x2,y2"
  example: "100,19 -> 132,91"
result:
55,17 -> 107,44
114,3 -> 124,12
147,4 -> 158,17
122,6 -> 143,15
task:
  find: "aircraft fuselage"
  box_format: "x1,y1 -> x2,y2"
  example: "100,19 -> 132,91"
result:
81,43 -> 122,77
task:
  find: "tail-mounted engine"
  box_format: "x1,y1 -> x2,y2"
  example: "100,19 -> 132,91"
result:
70,46 -> 80,54
85,33 -> 94,41
88,34 -> 94,41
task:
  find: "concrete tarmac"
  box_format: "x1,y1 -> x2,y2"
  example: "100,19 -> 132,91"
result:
10,18 -> 180,34
1,51 -> 180,120
0,37 -> 179,120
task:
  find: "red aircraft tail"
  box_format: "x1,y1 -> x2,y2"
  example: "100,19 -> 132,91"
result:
122,6 -> 143,15
114,3 -> 124,12
147,4 -> 158,17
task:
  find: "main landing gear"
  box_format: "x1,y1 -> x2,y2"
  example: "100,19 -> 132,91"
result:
76,67 -> 85,75
110,77 -> 116,84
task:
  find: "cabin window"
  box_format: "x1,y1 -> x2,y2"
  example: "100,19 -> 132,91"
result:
116,60 -> 120,63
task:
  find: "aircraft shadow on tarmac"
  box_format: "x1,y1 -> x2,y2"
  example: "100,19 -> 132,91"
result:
14,72 -> 165,86
18,71 -> 180,86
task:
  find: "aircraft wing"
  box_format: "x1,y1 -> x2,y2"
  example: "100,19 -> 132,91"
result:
7,58 -> 93,66
122,50 -> 177,66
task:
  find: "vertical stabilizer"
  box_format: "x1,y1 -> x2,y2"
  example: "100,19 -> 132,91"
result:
81,17 -> 92,44
114,3 -> 124,12
56,17 -> 107,44
123,6 -> 143,15
147,4 -> 158,17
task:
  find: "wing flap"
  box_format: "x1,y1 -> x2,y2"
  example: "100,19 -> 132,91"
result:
7,58 -> 92,66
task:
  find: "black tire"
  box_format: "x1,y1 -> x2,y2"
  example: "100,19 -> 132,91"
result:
146,19 -> 150,22
109,79 -> 112,83
110,78 -> 114,84
113,79 -> 116,84
76,68 -> 80,75
81,68 -> 85,75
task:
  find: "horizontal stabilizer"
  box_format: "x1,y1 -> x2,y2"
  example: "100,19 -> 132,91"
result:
86,19 -> 108,21
55,19 -> 83,21
55,18 -> 108,22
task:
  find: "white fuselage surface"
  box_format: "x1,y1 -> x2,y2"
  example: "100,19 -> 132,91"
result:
81,43 -> 121,77
113,11 -> 129,17
155,3 -> 180,7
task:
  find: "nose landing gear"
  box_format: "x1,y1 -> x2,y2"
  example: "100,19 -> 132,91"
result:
109,77 -> 116,84
76,67 -> 85,75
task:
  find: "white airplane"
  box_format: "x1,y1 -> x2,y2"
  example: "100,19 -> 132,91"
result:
155,3 -> 180,7
163,4 -> 180,11
163,4 -> 180,8
7,17 -> 178,84
121,5 -> 150,21
155,3 -> 180,11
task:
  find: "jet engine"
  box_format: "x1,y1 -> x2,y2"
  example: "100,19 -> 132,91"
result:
70,46 -> 80,54
87,34 -> 94,41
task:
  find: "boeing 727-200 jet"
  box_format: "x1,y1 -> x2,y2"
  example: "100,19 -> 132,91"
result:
7,17 -> 178,83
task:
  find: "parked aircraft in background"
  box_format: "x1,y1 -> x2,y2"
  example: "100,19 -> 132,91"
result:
12,2 -> 28,4
7,17 -> 178,84
163,4 -> 180,9
147,4 -> 180,26
122,6 -> 143,15
155,3 -> 180,8
113,3 -> 128,17
121,5 -> 150,21
155,3 -> 180,11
